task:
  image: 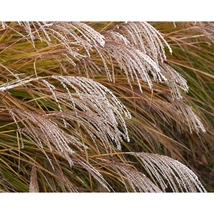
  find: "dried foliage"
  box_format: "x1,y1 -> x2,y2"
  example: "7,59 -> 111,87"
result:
0,21 -> 213,192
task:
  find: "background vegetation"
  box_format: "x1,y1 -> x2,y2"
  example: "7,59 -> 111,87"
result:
0,22 -> 213,192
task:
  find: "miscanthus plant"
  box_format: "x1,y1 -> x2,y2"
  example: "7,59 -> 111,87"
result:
0,22 -> 212,192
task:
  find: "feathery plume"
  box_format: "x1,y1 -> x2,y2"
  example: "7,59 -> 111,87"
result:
4,74 -> 132,160
130,152 -> 206,192
8,108 -> 85,167
161,64 -> 189,100
114,22 -> 172,63
52,75 -> 132,151
112,162 -> 162,192
174,100 -> 206,133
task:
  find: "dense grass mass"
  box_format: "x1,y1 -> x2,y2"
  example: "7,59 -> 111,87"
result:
0,22 -> 213,192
